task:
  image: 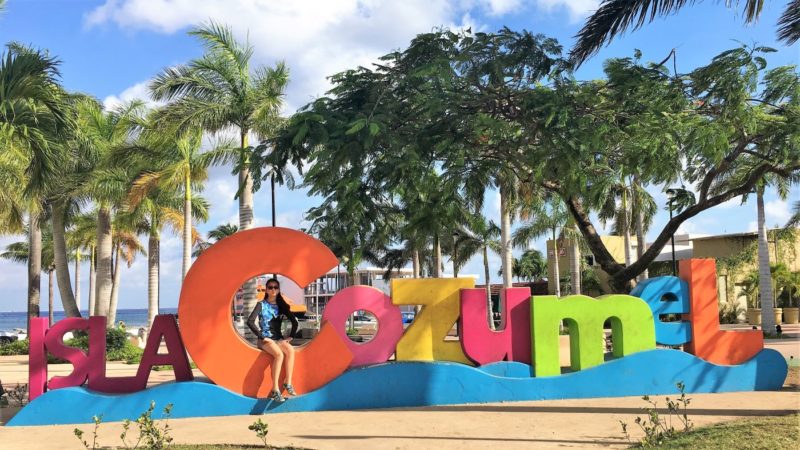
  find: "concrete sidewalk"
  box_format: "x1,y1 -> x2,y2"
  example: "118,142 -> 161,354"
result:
0,389 -> 797,449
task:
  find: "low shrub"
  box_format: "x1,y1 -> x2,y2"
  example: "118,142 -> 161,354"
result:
0,339 -> 29,356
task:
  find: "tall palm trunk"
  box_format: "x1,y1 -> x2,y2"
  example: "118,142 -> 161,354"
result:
500,185 -> 513,288
108,244 -> 122,326
621,183 -> 632,267
51,200 -> 80,317
94,207 -> 113,317
634,177 -> 648,280
412,248 -> 420,278
757,187 -> 776,334
48,270 -> 54,326
239,132 -> 258,339
27,211 -> 42,332
552,227 -> 561,297
88,246 -> 96,316
483,245 -> 495,330
433,232 -> 442,278
182,173 -> 192,280
75,249 -> 81,312
568,231 -> 581,295
148,229 -> 160,327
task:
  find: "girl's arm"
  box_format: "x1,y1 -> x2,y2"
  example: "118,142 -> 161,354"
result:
286,310 -> 299,338
246,302 -> 262,338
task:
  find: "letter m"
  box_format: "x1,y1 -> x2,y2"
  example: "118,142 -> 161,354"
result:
531,295 -> 656,377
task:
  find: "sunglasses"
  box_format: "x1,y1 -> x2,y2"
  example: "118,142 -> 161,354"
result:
266,286 -> 280,290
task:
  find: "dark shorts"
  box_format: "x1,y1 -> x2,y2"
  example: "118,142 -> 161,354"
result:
261,333 -> 285,342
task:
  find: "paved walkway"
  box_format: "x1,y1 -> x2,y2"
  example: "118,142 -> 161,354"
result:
1,327 -> 798,449
0,390 -> 797,449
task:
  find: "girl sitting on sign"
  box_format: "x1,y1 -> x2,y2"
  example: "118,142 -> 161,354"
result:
246,278 -> 299,402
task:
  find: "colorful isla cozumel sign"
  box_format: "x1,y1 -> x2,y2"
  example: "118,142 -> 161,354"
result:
9,228 -> 788,426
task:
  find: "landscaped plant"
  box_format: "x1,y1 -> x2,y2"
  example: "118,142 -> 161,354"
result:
1,383 -> 28,407
620,381 -> 693,447
248,418 -> 270,448
73,402 -> 174,449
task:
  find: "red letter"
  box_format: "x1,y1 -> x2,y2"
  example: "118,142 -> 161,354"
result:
681,259 -> 763,365
460,287 -> 532,365
136,315 -> 193,382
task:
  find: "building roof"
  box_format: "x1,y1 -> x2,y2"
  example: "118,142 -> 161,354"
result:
689,228 -> 792,242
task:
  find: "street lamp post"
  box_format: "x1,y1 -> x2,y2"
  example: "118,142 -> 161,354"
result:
666,189 -> 677,276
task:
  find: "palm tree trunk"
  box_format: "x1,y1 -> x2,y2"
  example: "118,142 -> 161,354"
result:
757,187 -> 776,334
108,243 -> 122,327
27,210 -> 42,333
568,231 -> 581,295
94,206 -> 113,317
75,249 -> 81,312
182,173 -> 192,280
239,131 -> 258,339
552,227 -> 561,297
632,177 -> 650,281
621,183 -> 632,267
148,230 -> 160,327
500,185 -> 513,288
433,232 -> 442,278
483,245 -> 495,330
48,270 -> 54,326
88,245 -> 96,316
412,248 -> 420,278
51,200 -> 80,317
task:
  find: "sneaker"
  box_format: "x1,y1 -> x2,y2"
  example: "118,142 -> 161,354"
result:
283,383 -> 297,396
268,390 -> 286,403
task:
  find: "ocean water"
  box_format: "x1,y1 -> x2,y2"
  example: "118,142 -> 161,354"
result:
0,308 -> 178,332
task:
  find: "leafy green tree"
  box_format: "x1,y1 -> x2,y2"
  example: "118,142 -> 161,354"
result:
193,223 -> 239,257
787,201 -> 800,228
150,21 -> 289,321
571,0 -> 799,64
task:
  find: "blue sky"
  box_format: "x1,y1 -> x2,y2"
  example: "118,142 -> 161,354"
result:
0,0 -> 797,312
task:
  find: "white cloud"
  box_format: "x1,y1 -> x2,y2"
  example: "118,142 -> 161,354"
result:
484,0 -> 523,16
765,199 -> 791,226
86,1 -> 484,116
534,0 -> 599,22
102,80 -> 152,110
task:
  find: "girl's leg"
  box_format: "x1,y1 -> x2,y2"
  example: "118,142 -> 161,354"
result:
260,339 -> 284,393
278,340 -> 295,386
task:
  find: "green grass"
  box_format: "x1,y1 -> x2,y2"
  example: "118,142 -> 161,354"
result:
640,414 -> 799,449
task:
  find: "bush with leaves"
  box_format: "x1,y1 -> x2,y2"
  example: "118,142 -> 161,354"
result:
620,382 -> 693,447
249,418 -> 270,448
0,339 -> 28,356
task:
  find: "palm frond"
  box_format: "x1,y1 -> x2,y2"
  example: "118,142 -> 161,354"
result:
778,0 -> 800,44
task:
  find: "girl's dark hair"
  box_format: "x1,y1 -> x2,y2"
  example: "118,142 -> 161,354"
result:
265,277 -> 290,315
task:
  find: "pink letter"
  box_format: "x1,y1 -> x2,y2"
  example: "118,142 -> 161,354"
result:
136,315 -> 193,382
89,314 -> 191,393
28,318 -> 48,401
322,286 -> 404,367
44,318 -> 98,389
459,287 -> 532,365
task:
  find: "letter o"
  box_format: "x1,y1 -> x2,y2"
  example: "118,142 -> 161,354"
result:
322,286 -> 404,367
178,227 -> 353,397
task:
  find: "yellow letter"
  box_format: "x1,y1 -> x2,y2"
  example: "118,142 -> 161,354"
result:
392,278 -> 474,364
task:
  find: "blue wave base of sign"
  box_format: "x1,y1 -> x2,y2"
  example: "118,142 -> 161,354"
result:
7,348 -> 787,426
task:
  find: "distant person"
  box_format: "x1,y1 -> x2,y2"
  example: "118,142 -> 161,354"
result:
247,278 -> 299,403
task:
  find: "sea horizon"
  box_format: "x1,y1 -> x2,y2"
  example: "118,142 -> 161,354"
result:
0,308 -> 179,331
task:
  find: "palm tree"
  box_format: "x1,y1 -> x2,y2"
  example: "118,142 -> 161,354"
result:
126,188 -> 208,327
571,0 -> 800,65
786,201 -> 800,228
513,196 -> 573,297
1,224 -> 56,325
69,212 -> 97,315
150,21 -> 289,321
126,115 -> 234,281
193,223 -> 239,257
76,99 -> 141,318
454,214 -> 501,328
0,43 -> 69,330
755,185 -> 777,333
